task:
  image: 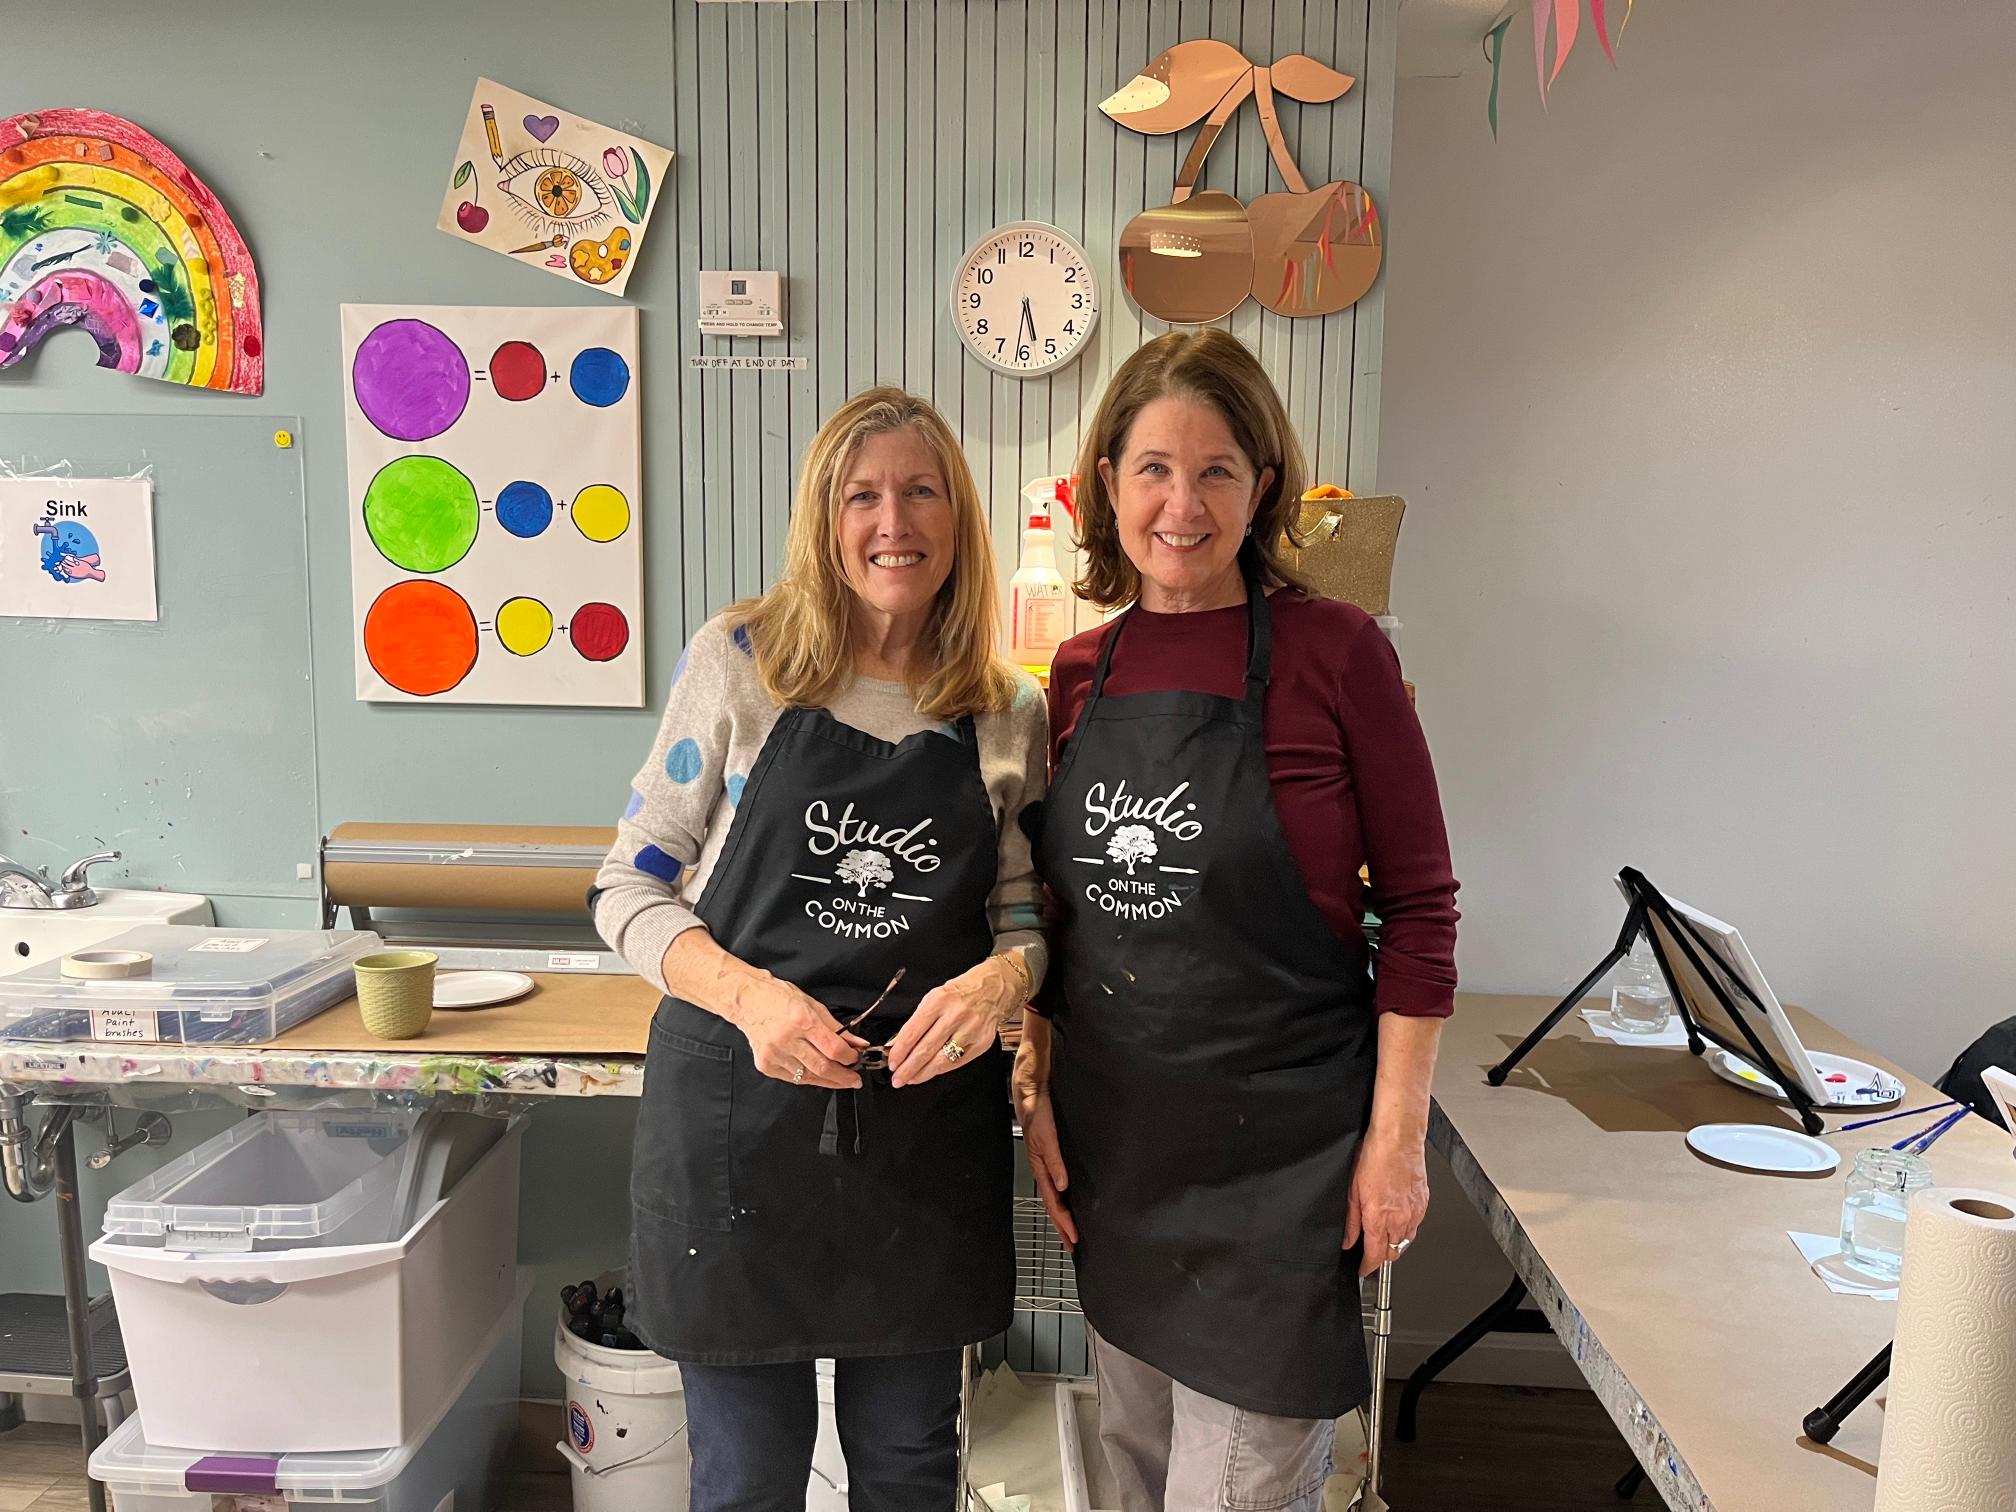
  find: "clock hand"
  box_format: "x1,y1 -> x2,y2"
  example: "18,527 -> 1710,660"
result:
1019,297 -> 1037,344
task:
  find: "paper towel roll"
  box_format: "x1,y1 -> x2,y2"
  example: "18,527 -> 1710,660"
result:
1874,1186 -> 2016,1512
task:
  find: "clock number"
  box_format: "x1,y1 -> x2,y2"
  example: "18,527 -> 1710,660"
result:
974,318 -> 988,335
995,337 -> 1006,355
966,292 -> 982,308
1018,239 -> 1035,258
1045,338 -> 1057,358
977,268 -> 994,285
1017,344 -> 1032,362
997,247 -> 1006,265
1071,292 -> 1086,309
1063,267 -> 1078,283
1064,320 -> 1077,335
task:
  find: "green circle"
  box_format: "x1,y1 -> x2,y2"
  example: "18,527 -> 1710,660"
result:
363,456 -> 480,573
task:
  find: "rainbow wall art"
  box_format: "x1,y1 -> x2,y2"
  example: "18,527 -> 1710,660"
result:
0,109 -> 263,395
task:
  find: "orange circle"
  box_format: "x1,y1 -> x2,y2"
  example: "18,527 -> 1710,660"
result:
364,580 -> 478,696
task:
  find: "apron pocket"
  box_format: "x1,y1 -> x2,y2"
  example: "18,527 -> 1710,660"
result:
632,1027 -> 736,1232
1234,1060 -> 1367,1266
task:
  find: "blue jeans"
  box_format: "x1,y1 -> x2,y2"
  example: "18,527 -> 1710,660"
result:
680,1349 -> 963,1512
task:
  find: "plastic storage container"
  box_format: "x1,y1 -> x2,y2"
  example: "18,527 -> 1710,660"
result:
92,1272 -> 528,1512
93,1113 -> 524,1453
0,925 -> 382,1044
103,1109 -> 420,1253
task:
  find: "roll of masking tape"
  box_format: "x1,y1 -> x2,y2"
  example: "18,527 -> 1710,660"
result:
61,950 -> 153,980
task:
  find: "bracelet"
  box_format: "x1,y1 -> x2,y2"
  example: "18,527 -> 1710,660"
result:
995,950 -> 1033,1023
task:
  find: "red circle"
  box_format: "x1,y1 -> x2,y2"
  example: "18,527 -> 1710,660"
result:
490,341 -> 547,402
364,580 -> 478,696
569,602 -> 629,662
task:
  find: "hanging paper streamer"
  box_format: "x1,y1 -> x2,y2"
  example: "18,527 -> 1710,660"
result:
0,110 -> 264,394
1483,16 -> 1515,140
1591,0 -> 1617,65
1549,0 -> 1582,88
1532,0 -> 1552,107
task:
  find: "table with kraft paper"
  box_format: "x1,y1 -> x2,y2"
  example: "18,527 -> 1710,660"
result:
1425,993 -> 2015,1512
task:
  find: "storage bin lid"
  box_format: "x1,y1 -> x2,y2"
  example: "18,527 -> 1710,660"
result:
102,1109 -> 419,1249
0,925 -> 380,1025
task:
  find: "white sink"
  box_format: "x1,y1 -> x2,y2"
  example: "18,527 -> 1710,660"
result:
0,889 -> 215,976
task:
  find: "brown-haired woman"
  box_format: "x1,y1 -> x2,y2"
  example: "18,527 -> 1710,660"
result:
594,388 -> 1048,1512
1016,330 -> 1459,1511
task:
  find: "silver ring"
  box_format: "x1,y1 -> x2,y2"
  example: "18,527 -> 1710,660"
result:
790,1064 -> 805,1084
1392,1237 -> 1413,1255
941,1037 -> 966,1063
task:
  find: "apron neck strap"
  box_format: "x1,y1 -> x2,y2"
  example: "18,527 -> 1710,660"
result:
1087,573 -> 1274,705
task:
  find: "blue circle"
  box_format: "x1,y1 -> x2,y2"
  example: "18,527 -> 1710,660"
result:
671,646 -> 691,687
495,481 -> 554,539
569,348 -> 631,408
568,1403 -> 594,1451
36,521 -> 100,583
731,624 -> 754,657
622,789 -> 645,820
633,845 -> 684,885
665,738 -> 703,783
726,774 -> 747,807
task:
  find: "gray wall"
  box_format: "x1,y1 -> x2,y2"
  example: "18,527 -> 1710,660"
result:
1376,0 -> 2016,1375
0,0 -> 1395,1395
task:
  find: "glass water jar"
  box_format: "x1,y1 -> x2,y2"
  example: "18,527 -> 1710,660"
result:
1839,1148 -> 1933,1281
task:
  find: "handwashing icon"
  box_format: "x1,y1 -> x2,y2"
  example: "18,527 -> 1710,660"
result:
33,519 -> 104,584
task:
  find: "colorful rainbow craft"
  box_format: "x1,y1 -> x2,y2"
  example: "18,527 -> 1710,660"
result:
0,109 -> 263,395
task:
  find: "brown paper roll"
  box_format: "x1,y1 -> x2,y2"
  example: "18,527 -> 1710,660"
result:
324,823 -> 614,915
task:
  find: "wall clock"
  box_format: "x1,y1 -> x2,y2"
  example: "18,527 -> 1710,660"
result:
951,222 -> 1099,378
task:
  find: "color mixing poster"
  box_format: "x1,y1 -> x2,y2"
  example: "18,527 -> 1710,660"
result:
0,476 -> 157,621
341,304 -> 643,707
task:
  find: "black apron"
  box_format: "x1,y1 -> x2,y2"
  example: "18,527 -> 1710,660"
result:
628,703 -> 1014,1364
1039,580 -> 1378,1419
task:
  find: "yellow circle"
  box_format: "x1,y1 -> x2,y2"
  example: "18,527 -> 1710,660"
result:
273,429 -> 294,449
572,485 -> 630,543
495,596 -> 554,657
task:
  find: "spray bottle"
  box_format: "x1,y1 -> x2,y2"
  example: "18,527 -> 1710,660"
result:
1009,475 -> 1070,673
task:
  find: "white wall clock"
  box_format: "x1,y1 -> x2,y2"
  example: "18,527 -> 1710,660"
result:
951,222 -> 1099,378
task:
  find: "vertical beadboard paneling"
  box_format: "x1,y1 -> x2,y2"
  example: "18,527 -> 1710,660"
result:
671,0 -> 1386,632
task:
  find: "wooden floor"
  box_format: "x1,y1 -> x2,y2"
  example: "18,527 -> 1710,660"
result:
1,1384 -> 1663,1510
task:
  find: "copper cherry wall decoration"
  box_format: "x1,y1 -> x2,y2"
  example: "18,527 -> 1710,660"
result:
1102,41 -> 1382,324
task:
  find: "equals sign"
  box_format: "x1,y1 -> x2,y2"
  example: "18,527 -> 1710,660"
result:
473,369 -> 488,378
478,621 -> 495,632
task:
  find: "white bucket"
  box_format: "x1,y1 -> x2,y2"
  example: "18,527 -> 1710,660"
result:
553,1279 -> 847,1512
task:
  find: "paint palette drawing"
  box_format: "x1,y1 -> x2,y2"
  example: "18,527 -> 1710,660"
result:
436,79 -> 672,298
341,304 -> 643,707
0,109 -> 263,394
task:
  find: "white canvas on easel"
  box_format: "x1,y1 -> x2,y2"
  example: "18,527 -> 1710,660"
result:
0,476 -> 157,622
340,303 -> 643,707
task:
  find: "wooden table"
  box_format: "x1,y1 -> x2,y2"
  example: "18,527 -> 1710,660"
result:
1430,993 -> 2016,1512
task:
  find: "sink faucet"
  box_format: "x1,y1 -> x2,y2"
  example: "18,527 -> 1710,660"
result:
0,850 -> 121,911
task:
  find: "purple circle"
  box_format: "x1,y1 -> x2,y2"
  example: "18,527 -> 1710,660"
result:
351,320 -> 471,442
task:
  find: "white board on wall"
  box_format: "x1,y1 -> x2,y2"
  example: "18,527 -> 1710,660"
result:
341,303 -> 644,707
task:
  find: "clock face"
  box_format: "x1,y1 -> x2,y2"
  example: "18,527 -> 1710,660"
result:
952,222 -> 1099,378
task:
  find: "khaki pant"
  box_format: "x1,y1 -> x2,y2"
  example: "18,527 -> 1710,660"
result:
1091,1332 -> 1337,1512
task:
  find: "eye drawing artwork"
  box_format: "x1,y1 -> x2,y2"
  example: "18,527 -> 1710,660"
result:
437,80 -> 672,298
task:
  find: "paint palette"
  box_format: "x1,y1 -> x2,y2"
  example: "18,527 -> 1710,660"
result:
1706,1048 -> 1904,1108
341,304 -> 643,707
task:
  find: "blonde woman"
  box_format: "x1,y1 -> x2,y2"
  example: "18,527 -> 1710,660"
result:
593,388 -> 1047,1512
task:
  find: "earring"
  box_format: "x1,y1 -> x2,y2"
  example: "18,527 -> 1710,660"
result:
1244,524 -> 1253,537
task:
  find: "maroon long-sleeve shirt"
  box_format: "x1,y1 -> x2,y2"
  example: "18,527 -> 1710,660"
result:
1047,590 -> 1460,1018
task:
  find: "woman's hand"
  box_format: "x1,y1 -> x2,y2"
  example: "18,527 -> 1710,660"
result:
1342,1128 -> 1429,1277
1013,1015 -> 1076,1251
727,973 -> 864,1090
885,954 -> 1024,1088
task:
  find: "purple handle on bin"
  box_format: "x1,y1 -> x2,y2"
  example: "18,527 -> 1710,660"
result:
185,1457 -> 282,1495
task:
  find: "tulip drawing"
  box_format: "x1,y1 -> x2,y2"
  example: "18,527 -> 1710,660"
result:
603,146 -> 651,226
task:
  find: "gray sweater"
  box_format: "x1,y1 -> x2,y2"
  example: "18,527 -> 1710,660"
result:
591,613 -> 1050,997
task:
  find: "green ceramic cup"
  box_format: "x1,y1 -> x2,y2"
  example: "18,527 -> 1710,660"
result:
353,950 -> 438,1040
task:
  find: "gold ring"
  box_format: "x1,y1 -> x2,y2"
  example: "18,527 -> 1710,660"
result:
941,1037 -> 966,1063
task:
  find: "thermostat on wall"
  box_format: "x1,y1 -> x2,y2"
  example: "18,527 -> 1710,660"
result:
698,271 -> 785,337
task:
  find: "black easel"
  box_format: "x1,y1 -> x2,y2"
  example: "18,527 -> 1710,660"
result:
1803,1344 -> 1891,1444
1488,867 -> 1828,1137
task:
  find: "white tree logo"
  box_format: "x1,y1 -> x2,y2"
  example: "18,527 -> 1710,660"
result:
836,848 -> 894,898
1107,825 -> 1157,874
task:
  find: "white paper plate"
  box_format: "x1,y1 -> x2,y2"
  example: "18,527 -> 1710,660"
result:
433,970 -> 535,1010
1686,1122 -> 1841,1175
1707,1048 -> 1903,1108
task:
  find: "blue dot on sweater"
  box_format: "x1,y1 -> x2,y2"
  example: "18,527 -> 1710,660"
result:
731,623 -> 753,657
670,645 -> 691,687
1012,676 -> 1041,711
634,845 -> 684,884
622,789 -> 645,820
665,738 -> 704,783
727,774 -> 747,807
